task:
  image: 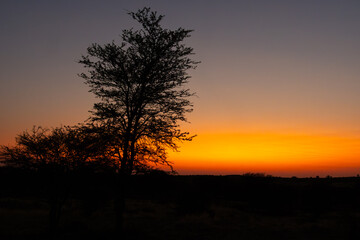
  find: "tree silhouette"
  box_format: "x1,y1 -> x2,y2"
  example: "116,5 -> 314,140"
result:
0,126 -> 102,171
0,125 -> 102,234
0,7 -> 198,236
79,7 -> 198,231
79,7 -> 198,175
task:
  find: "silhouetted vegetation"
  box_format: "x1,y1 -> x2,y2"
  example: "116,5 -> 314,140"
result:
3,6 -> 360,240
0,125 -> 105,234
1,170 -> 360,239
78,7 -> 198,176
0,7 -> 198,238
77,7 -> 198,233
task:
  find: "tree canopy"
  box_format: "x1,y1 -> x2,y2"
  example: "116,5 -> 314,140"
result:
79,7 -> 199,175
0,126 -> 102,172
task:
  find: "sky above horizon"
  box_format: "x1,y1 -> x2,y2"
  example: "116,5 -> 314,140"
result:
2,0 -> 360,177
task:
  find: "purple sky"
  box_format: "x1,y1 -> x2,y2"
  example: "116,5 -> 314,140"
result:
2,1 -> 360,176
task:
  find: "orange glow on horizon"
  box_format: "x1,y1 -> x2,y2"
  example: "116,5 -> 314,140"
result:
169,132 -> 360,177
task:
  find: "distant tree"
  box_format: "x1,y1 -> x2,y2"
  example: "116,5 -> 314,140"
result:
0,125 -> 101,234
0,126 -> 103,170
78,7 -> 198,230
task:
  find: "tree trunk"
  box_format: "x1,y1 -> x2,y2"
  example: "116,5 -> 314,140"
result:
115,133 -> 133,237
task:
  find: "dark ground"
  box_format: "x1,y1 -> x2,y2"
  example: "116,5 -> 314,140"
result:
1,168 -> 360,239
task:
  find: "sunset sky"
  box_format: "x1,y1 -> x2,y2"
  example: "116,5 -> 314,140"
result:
2,0 -> 360,177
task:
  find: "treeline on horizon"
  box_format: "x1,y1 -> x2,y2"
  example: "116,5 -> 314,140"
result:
2,166 -> 360,239
2,165 -> 360,212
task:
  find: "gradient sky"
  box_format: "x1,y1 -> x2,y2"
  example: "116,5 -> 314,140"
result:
2,0 -> 360,177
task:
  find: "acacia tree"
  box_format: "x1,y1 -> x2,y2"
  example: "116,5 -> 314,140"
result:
0,125 -> 102,233
79,7 -> 198,176
0,126 -> 102,171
